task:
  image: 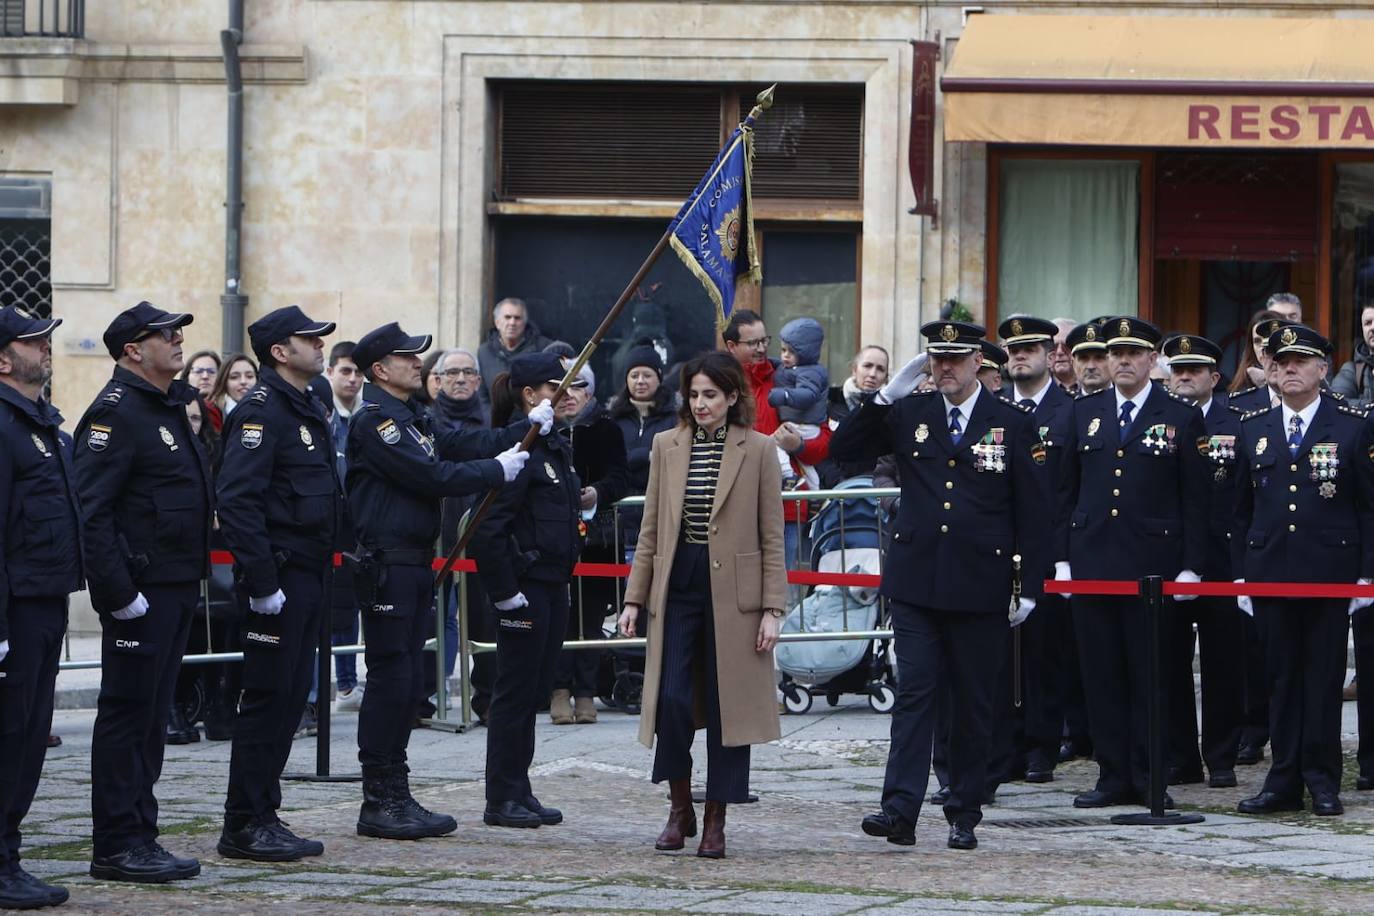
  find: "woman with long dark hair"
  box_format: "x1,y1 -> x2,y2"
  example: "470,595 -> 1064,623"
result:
1229,309 -> 1285,395
469,352 -> 583,829
206,352 -> 258,432
608,345 -> 678,560
618,351 -> 786,859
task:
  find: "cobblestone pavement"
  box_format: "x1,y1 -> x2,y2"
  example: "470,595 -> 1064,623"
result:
22,694 -> 1374,914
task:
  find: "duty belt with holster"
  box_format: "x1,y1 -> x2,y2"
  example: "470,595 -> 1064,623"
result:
343,547 -> 432,609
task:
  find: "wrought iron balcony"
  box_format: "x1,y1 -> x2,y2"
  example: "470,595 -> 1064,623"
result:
1,0 -> 84,38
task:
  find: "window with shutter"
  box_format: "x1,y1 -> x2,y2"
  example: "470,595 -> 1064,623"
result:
496,82 -> 863,206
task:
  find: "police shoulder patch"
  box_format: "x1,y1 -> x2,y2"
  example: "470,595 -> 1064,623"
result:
376,418 -> 401,445
86,423 -> 113,452
240,422 -> 265,450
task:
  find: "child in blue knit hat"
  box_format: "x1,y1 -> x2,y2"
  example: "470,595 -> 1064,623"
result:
769,316 -> 828,489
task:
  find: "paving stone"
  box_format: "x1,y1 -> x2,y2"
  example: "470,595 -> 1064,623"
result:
417,876 -> 586,893
857,901 -> 1047,915
219,880 -> 380,898
1216,848 -> 1368,868
1042,908 -> 1219,916
536,884 -> 734,910
381,884 -> 553,905
1289,859 -> 1374,880
682,890 -> 896,914
1186,821 -> 1311,838
266,870 -> 420,886
1262,832 -> 1374,853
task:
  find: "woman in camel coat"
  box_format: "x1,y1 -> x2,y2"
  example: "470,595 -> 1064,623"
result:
619,350 -> 786,859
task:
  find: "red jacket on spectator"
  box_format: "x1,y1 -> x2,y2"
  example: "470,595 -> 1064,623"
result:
746,358 -> 830,522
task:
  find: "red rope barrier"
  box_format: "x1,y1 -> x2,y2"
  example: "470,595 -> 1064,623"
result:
205,552 -> 1374,597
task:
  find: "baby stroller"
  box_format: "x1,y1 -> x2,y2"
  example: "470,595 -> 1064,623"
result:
777,475 -> 896,714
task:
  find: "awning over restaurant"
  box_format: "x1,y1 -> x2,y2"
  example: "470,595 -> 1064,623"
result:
942,15 -> 1374,148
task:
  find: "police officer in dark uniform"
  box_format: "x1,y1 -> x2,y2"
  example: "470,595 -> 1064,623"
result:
1233,324 -> 1374,817
1053,316 -> 1210,810
470,352 -> 586,829
75,302 -> 211,883
0,306 -> 82,909
1066,321 -> 1111,398
994,315 -> 1075,784
346,322 -> 540,840
833,321 -> 1047,851
214,306 -> 339,861
1162,334 -> 1245,789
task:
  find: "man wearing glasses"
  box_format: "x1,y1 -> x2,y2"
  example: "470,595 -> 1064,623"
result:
430,348 -> 488,433
74,302 -> 212,883
722,310 -> 831,569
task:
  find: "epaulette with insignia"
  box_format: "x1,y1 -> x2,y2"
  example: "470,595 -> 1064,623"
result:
1166,390 -> 1191,403
1326,390 -> 1345,400
1077,388 -> 1110,400
101,386 -> 125,405
997,395 -> 1032,413
247,386 -> 270,405
1240,406 -> 1276,421
362,402 -> 380,411
1337,402 -> 1367,418
1233,386 -> 1259,397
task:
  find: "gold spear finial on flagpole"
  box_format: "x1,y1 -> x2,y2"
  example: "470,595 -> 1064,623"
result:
746,84 -> 777,123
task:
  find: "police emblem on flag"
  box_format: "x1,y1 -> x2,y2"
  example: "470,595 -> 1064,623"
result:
87,424 -> 111,452
715,205 -> 741,264
377,419 -> 401,445
241,423 -> 264,450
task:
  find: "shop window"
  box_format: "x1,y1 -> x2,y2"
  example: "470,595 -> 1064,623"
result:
761,230 -> 858,381
1332,163 -> 1374,358
740,88 -> 862,201
997,159 -> 1139,323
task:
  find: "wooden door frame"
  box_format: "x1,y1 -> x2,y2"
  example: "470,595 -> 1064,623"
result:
985,146 -> 1156,332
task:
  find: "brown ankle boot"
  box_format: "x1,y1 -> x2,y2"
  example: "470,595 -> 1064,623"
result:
697,800 -> 726,859
654,779 -> 697,850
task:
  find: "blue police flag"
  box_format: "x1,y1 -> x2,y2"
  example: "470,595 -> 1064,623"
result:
668,93 -> 769,330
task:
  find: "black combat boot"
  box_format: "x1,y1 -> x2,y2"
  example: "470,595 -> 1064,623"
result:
388,766 -> 457,838
356,766 -> 433,840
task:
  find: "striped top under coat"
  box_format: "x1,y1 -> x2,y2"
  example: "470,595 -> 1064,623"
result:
682,423 -> 727,544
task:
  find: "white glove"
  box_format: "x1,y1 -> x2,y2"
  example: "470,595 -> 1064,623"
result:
494,592 -> 529,611
876,353 -> 930,405
528,399 -> 554,436
0,640 -> 8,665
1349,578 -> 1374,616
1009,596 -> 1036,627
1054,561 -> 1072,581
1173,569 -> 1201,602
112,593 -> 149,621
249,588 -> 286,616
1234,579 -> 1253,617
494,444 -> 530,482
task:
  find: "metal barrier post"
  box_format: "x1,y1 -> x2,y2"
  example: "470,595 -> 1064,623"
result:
457,560 -> 473,729
286,559 -> 360,783
420,566 -> 463,734
1110,575 -> 1203,827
